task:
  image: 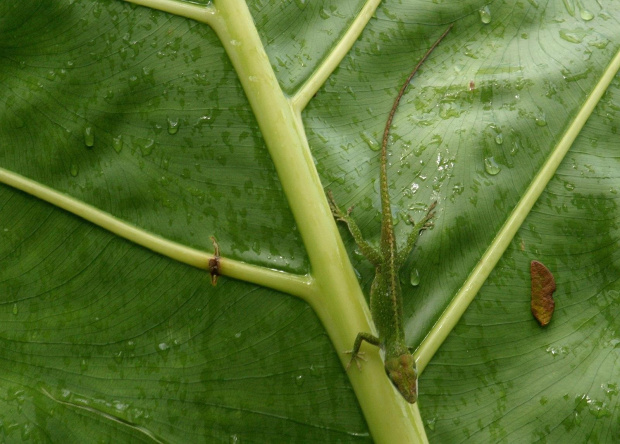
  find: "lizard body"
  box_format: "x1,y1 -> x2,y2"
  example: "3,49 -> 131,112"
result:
328,25 -> 452,403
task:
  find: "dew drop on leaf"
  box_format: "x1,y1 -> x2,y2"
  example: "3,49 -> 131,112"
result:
70,164 -> 79,177
135,138 -> 155,156
562,0 -> 576,17
484,156 -> 501,175
361,131 -> 380,151
531,260 -> 556,326
580,8 -> 594,21
479,6 -> 491,24
113,351 -> 123,364
559,29 -> 586,44
535,114 -> 548,126
112,136 -> 123,153
410,268 -> 420,286
84,126 -> 94,147
167,117 -> 179,135
156,342 -> 170,360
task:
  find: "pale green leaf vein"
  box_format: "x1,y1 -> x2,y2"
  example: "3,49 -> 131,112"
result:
0,167 -> 314,300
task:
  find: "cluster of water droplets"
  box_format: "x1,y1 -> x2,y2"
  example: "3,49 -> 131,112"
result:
478,0 -> 595,26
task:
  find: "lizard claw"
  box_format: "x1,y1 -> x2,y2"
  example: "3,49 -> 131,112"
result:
327,191 -> 344,219
344,350 -> 367,371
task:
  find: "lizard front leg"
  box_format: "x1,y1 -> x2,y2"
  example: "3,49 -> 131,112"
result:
344,332 -> 381,370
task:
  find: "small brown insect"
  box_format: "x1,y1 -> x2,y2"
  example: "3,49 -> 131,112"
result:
469,80 -> 475,91
209,236 -> 221,286
530,260 -> 556,326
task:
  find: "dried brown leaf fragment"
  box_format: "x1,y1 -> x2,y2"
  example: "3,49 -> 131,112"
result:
530,260 -> 556,326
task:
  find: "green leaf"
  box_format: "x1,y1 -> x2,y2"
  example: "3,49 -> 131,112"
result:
1,0 -> 619,442
423,72 -> 620,443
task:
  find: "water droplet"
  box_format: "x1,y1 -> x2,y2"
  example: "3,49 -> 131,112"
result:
190,46 -> 202,62
452,184 -> 464,195
479,6 -> 491,24
564,181 -> 575,191
128,75 -> 139,88
426,417 -> 436,431
546,345 -> 568,356
562,0 -> 575,16
495,134 -> 503,145
112,136 -> 123,153
410,268 -> 420,286
80,359 -> 88,372
535,115 -> 547,126
70,164 -> 79,177
484,156 -> 501,175
590,39 -> 609,49
294,374 -> 305,386
438,102 -> 461,119
12,304 -> 18,315
156,342 -> 170,360
135,138 -> 155,156
601,382 -> 618,399
167,117 -> 179,135
559,29 -> 586,44
580,8 -> 594,21
84,126 -> 95,147
229,435 -> 239,444
125,340 -> 136,352
361,131 -> 380,151
585,396 -> 611,418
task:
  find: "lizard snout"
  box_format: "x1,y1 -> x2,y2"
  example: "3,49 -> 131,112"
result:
384,354 -> 418,404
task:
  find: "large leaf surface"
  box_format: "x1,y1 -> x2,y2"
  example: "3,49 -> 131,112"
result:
423,74 -> 620,442
1,0 -> 619,442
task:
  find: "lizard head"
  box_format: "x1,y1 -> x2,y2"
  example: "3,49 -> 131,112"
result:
384,353 -> 418,403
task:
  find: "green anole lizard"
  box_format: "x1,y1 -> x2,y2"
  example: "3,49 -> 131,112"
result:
328,25 -> 453,404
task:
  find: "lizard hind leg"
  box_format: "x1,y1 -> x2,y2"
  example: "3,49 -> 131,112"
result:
327,191 -> 381,266
397,201 -> 437,266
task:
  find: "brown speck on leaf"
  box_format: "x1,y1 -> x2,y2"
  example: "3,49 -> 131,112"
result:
209,236 -> 221,286
469,80 -> 475,91
531,260 -> 556,326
